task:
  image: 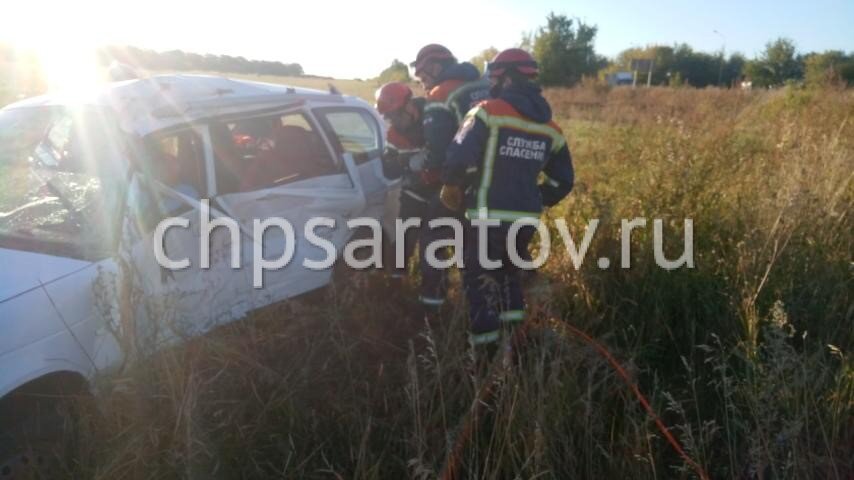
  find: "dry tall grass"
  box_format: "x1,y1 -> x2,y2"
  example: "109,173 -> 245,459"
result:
66,85 -> 853,479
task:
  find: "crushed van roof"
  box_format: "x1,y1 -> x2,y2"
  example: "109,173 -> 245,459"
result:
3,74 -> 365,136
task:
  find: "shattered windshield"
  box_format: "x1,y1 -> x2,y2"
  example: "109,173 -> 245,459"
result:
0,106 -> 128,259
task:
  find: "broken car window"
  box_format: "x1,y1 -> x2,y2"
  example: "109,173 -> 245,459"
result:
0,106 -> 127,259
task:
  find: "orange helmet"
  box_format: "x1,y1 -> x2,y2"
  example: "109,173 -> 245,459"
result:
410,44 -> 455,72
375,82 -> 413,115
487,48 -> 539,78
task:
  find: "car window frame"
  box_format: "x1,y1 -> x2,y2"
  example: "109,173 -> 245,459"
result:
137,126 -> 209,219
313,106 -> 384,165
202,106 -> 350,197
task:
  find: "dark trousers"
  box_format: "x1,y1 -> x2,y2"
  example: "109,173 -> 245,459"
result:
390,189 -> 428,277
462,222 -> 536,344
418,200 -> 462,306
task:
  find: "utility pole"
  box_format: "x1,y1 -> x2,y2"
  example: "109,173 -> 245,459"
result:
713,30 -> 726,87
647,59 -> 654,87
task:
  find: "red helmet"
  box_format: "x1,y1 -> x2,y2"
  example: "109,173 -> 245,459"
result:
410,44 -> 455,72
375,82 -> 413,115
487,48 -> 539,78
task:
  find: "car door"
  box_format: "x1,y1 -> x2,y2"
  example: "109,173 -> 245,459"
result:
207,107 -> 364,308
314,107 -> 401,238
118,126 -> 248,350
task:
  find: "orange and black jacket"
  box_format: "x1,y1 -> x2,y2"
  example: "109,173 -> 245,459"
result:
442,82 -> 574,222
422,62 -> 490,175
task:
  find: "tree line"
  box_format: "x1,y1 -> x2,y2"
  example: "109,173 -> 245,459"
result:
379,13 -> 853,89
517,14 -> 853,88
97,45 -> 304,77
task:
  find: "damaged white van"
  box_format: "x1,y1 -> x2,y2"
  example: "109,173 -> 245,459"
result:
0,75 -> 399,475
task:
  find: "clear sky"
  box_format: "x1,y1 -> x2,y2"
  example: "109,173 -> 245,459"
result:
2,0 -> 852,79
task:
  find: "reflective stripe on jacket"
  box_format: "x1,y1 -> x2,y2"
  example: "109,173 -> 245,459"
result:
443,98 -> 574,222
421,63 -> 490,172
425,78 -> 492,124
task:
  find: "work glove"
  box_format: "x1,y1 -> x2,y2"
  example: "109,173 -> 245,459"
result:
381,147 -> 404,179
439,184 -> 463,212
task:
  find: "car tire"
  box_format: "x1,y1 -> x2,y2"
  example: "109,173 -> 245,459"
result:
0,399 -> 78,480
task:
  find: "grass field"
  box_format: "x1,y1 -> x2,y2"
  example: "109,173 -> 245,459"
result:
54,82 -> 853,480
2,73 -> 851,478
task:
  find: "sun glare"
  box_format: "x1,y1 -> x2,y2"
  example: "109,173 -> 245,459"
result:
3,5 -> 105,101
31,41 -> 104,100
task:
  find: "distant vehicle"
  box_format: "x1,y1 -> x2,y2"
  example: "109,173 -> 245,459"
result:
607,71 -> 634,86
0,75 -> 399,475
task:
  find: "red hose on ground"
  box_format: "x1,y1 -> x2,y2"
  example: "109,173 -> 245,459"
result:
439,321 -> 710,480
560,322 -> 711,480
